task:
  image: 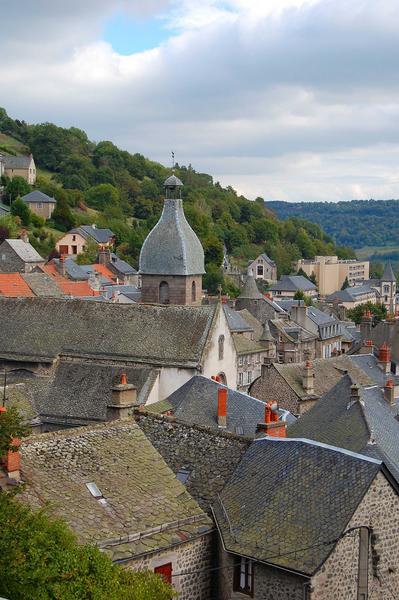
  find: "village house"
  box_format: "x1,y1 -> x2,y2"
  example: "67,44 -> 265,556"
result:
247,253 -> 277,283
213,436 -> 399,600
12,420 -> 214,599
295,255 -> 370,296
269,274 -> 318,299
3,153 -> 36,185
21,190 -> 56,219
56,224 -> 115,256
234,274 -> 285,322
289,301 -> 342,358
326,282 -> 378,309
0,236 -> 44,273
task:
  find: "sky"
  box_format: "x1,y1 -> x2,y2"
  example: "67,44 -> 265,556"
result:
1,0 -> 399,202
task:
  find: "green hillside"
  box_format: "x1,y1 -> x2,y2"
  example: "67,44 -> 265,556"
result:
0,107 -> 355,293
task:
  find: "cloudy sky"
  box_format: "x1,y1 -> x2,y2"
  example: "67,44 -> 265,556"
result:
1,0 -> 399,202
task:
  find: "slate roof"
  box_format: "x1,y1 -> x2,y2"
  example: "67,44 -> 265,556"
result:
288,375 -> 399,480
223,305 -> 253,333
4,155 -> 33,169
51,258 -> 89,280
0,203 -> 10,216
139,197 -> 205,276
21,272 -> 63,297
213,437 -> 381,575
70,225 -> 115,244
250,354 -> 374,402
21,190 -> 56,204
270,275 -> 317,293
0,273 -> 34,297
101,284 -> 141,302
232,333 -> 265,355
381,262 -> 396,282
326,284 -> 376,303
2,239 -> 44,263
35,359 -> 158,426
236,310 -> 263,340
260,253 -> 276,266
20,421 -> 212,560
110,253 -> 137,275
157,375 -> 296,437
238,275 -> 263,299
348,353 -> 399,387
0,297 -> 217,367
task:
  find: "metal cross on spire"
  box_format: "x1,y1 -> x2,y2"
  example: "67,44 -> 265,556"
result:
171,151 -> 175,170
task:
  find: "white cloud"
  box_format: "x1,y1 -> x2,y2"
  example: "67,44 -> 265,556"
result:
1,0 -> 399,201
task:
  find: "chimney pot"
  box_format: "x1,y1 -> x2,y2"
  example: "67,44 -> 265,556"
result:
217,387 -> 227,428
107,375 -> 137,420
384,379 -> 395,406
302,360 -> 315,395
257,401 -> 286,438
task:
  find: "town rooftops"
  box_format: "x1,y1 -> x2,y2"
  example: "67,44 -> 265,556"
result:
70,225 -> 114,244
0,273 -> 34,297
326,284 -> 375,303
223,304 -> 253,333
270,275 -> 317,293
1,239 -> 44,263
232,333 -> 265,356
288,375 -> 399,480
21,190 -> 56,204
20,420 -> 212,560
213,437 -> 383,576
110,253 -> 137,275
237,274 -> 263,299
3,154 -> 33,169
21,272 -> 63,297
0,296 -> 217,367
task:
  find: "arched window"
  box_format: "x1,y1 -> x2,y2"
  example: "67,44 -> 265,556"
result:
218,335 -> 225,360
191,280 -> 196,303
159,281 -> 170,304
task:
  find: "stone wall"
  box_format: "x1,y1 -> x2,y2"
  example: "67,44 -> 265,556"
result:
141,274 -> 203,306
250,365 -> 301,415
311,471 -> 399,600
0,241 -> 41,273
134,411 -> 250,512
128,532 -> 214,600
234,297 -> 277,324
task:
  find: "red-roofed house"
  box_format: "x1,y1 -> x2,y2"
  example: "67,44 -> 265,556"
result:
0,274 -> 34,297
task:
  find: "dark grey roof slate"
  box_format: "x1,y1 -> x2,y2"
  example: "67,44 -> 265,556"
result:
164,174 -> 183,187
223,305 -> 253,333
139,198 -> 205,276
307,306 -> 336,327
0,297 -> 217,367
381,262 -> 396,282
53,258 -> 89,281
2,239 -> 44,263
110,253 -> 137,275
238,275 -> 263,299
270,275 -> 317,292
4,155 -> 33,169
348,354 -> 396,387
213,437 -> 381,575
21,272 -> 63,297
70,226 -> 114,244
326,285 -> 376,303
21,191 -> 56,204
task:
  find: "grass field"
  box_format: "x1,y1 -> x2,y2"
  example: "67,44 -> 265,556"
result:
356,245 -> 399,260
0,132 -> 28,154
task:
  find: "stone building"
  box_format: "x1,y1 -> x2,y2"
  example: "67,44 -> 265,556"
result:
234,274 -> 284,322
4,153 -> 36,185
326,283 -> 378,309
213,436 -> 399,600
17,420 -> 214,599
247,253 -> 277,283
139,175 -> 205,306
21,190 -> 56,219
378,262 -> 396,314
270,275 -> 317,300
289,301 -> 342,358
0,237 -> 44,273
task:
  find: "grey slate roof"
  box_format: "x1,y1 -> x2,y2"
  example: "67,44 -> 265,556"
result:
36,359 -> 158,426
2,239 -> 44,263
0,297 -> 217,367
260,253 -> 276,266
158,375 -> 296,436
307,306 -> 336,327
139,198 -> 205,275
213,437 -> 381,575
21,191 -> 56,204
0,203 -> 10,216
4,155 -> 33,169
223,305 -> 253,333
326,284 -> 376,303
381,262 -> 396,282
288,375 -> 399,480
101,284 -> 141,301
110,253 -> 137,275
70,225 -> 114,244
270,275 -> 317,293
164,174 -> 183,187
238,275 -> 263,299
52,258 -> 89,281
21,272 -> 63,297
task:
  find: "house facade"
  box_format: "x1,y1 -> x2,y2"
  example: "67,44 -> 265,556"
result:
270,275 -> 318,299
0,238 -> 45,273
248,253 -> 277,283
4,154 -> 36,185
21,190 -> 56,219
56,225 -> 115,256
295,255 -> 370,296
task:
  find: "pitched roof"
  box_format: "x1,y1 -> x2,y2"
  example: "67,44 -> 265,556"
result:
260,253 -> 276,266
306,306 -> 337,327
381,262 -> 396,282
35,359 -> 158,426
20,421 -> 212,559
238,275 -> 263,299
159,375 -> 295,437
213,437 -> 381,575
4,155 -> 33,169
57,280 -> 97,297
270,275 -> 317,292
110,253 -> 137,275
348,353 -> 398,387
232,333 -> 265,355
223,305 -> 253,333
236,309 -> 263,340
21,272 -> 63,297
288,375 -> 399,480
139,198 -> 205,276
2,239 -> 44,263
52,258 -> 89,281
0,273 -> 34,297
21,190 -> 56,204
70,225 -> 114,244
0,297 -> 217,367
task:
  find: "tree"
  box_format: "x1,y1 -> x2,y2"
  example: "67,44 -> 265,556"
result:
309,271 -> 317,284
293,289 -> 305,301
11,197 -> 31,226
51,193 -> 76,231
76,239 -> 98,265
4,176 -> 30,204
86,184 -> 120,211
0,215 -> 19,241
341,276 -> 350,290
347,302 -> 387,325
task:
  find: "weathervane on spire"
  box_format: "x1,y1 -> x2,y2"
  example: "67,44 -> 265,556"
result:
171,151 -> 175,171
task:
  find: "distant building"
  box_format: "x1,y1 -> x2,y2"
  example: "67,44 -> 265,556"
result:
0,236 -> 44,273
326,283 -> 378,309
56,225 -> 115,256
21,190 -> 56,219
290,301 -> 342,358
269,275 -> 318,299
378,262 -> 396,314
247,253 -> 277,283
4,154 -> 36,185
295,255 -> 369,296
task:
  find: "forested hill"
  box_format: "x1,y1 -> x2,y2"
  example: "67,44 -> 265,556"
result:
0,107 -> 354,293
266,199 -> 399,250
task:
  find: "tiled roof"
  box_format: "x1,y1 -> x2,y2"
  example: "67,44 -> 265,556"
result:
21,191 -> 56,204
223,305 -> 253,333
288,375 -> 399,480
20,421 -> 212,559
92,263 -> 115,281
213,437 -> 381,575
232,333 -> 264,355
71,225 -> 114,244
348,353 -> 399,387
21,272 -> 63,297
0,297 -> 217,367
0,273 -> 34,297
2,239 -> 44,263
58,281 -> 97,297
381,262 -> 396,282
4,155 -> 33,169
238,275 -> 263,299
270,275 -> 317,292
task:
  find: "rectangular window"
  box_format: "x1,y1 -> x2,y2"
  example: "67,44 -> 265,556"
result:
239,356 -> 243,366
357,527 -> 369,600
238,372 -> 244,386
247,371 -> 252,384
257,265 -> 263,276
234,557 -> 254,596
37,202 -> 43,208
154,563 -> 172,585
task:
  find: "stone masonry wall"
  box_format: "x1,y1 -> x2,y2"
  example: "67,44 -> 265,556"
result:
0,243 -> 27,273
129,532 -> 214,600
250,365 -> 300,415
141,274 -> 202,306
134,412 -> 250,512
311,471 -> 399,600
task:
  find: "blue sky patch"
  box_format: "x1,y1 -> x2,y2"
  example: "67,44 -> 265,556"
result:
103,12 -> 172,55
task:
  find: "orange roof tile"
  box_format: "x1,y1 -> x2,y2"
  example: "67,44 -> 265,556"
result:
92,263 -> 115,282
0,274 -> 35,297
41,263 -> 63,281
58,281 -> 99,297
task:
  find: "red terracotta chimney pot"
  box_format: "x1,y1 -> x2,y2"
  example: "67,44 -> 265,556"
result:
120,373 -> 127,385
217,388 -> 227,418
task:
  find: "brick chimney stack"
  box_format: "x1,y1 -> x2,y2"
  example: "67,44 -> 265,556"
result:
0,406 -> 21,481
256,401 -> 286,437
358,339 -> 374,355
378,343 -> 391,374
107,373 -> 137,420
384,379 -> 395,406
360,310 -> 373,341
59,254 -> 66,277
217,387 -> 227,428
302,360 -> 315,395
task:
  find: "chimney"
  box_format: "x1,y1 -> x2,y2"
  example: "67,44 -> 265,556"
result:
302,360 -> 315,395
0,407 -> 21,481
20,229 -> 29,244
217,387 -> 227,428
378,343 -> 391,374
261,356 -> 273,376
98,244 -> 111,266
384,379 -> 395,406
350,383 -> 361,405
358,339 -> 374,355
107,373 -> 138,420
290,301 -> 307,329
360,310 -> 373,341
59,254 -> 67,277
256,401 -> 286,437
